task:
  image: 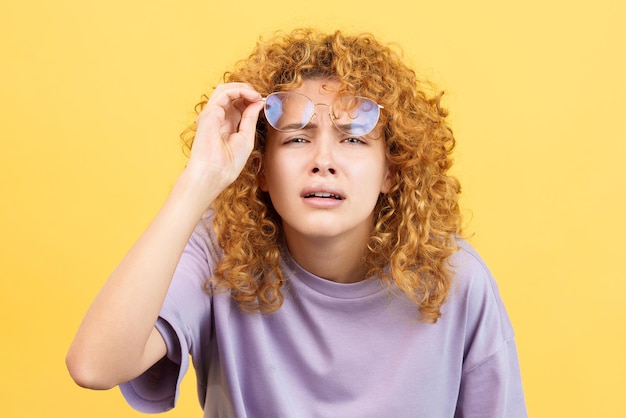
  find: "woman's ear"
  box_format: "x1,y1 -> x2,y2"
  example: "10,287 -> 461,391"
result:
380,164 -> 395,194
257,160 -> 268,191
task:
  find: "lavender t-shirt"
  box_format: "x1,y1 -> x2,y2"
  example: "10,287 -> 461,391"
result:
120,221 -> 527,417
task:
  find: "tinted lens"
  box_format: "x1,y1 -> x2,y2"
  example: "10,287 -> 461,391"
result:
264,92 -> 314,132
332,96 -> 381,136
263,92 -> 381,136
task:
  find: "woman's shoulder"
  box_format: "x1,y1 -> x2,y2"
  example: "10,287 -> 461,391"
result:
188,210 -> 223,258
450,240 -> 493,280
445,239 -> 514,339
448,240 -> 502,298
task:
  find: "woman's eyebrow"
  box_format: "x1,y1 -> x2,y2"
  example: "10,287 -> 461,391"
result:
279,123 -> 318,131
336,123 -> 367,133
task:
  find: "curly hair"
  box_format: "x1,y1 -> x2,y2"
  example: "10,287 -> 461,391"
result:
181,28 -> 462,322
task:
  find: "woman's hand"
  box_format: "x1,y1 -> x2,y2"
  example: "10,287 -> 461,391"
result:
184,83 -> 264,201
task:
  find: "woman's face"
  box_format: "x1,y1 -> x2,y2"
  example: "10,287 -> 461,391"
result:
259,79 -> 392,246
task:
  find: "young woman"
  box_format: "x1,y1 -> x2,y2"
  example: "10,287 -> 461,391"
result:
67,28 -> 527,417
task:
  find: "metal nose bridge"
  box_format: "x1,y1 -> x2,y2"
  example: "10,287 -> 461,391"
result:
308,102 -> 334,124
307,102 -> 351,133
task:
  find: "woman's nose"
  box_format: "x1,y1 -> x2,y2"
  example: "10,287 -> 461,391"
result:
307,106 -> 340,175
312,166 -> 336,175
310,136 -> 336,175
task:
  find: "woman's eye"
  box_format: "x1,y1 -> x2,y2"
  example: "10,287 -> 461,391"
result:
342,137 -> 365,144
284,137 -> 308,144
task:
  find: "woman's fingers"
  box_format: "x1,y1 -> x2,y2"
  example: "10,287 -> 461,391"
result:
186,83 -> 264,189
201,83 -> 263,137
207,83 -> 263,109
237,99 -> 265,145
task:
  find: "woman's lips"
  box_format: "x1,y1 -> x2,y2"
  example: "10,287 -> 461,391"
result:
304,192 -> 342,200
301,186 -> 346,208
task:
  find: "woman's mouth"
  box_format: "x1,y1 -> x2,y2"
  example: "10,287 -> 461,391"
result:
304,192 -> 343,200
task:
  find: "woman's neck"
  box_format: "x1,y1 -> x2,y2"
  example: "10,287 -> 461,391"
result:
282,228 -> 370,284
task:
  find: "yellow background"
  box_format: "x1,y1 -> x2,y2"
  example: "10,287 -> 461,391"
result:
1,0 -> 624,416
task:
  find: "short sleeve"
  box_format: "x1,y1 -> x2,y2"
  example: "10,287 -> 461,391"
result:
452,242 -> 527,418
119,220 -> 216,413
455,338 -> 526,418
119,317 -> 190,412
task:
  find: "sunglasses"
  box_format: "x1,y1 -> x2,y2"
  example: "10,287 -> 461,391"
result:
262,91 -> 383,137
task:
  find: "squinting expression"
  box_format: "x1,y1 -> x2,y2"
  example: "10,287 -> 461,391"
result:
259,79 -> 392,245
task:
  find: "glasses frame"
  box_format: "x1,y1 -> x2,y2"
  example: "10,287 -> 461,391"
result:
262,91 -> 384,137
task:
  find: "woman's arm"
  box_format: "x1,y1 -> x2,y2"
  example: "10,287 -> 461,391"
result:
66,84 -> 264,389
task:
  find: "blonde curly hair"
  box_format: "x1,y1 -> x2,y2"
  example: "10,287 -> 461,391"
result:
182,28 -> 462,322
